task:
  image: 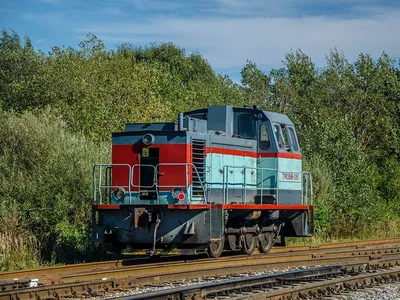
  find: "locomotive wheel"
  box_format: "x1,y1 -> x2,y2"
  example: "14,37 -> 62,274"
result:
206,237 -> 225,258
241,233 -> 257,255
258,232 -> 274,253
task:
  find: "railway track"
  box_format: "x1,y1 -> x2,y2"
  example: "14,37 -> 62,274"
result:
1,238 -> 400,299
125,261 -> 400,299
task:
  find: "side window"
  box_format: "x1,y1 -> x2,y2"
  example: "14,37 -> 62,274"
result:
281,126 -> 292,152
288,127 -> 299,151
273,124 -> 285,149
259,124 -> 270,150
238,114 -> 255,138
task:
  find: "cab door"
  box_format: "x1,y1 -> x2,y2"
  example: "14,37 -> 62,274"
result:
272,124 -> 302,204
256,122 -> 278,204
139,147 -> 158,200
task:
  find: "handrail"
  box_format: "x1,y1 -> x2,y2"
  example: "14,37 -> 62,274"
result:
93,164 -> 132,204
131,164 -> 157,188
94,163 -> 311,206
223,165 -> 278,204
94,163 -> 207,204
156,163 -> 207,203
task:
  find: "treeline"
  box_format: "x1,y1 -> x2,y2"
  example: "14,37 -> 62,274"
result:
0,29 -> 399,270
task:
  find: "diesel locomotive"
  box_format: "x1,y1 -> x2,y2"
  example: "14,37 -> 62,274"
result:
92,105 -> 314,257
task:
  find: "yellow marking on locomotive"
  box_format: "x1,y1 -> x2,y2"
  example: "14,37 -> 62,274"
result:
142,148 -> 149,157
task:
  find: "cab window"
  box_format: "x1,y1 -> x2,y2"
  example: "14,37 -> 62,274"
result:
281,126 -> 292,152
273,124 -> 285,149
238,114 -> 255,138
259,124 -> 270,150
288,127 -> 299,151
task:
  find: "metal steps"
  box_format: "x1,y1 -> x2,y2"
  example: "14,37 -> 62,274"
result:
191,139 -> 206,198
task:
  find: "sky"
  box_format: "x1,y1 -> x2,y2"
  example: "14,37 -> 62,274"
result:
1,0 -> 400,81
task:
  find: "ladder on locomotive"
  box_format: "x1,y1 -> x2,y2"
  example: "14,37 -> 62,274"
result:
191,139 -> 206,199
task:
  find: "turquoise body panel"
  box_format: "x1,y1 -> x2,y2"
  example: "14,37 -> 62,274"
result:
276,158 -> 302,191
257,157 -> 278,190
206,153 -> 257,189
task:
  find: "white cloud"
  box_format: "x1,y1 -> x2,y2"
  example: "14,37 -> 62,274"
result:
94,7 -> 126,16
22,12 -> 63,25
78,10 -> 400,69
35,38 -> 45,44
213,0 -> 296,16
0,7 -> 13,13
40,0 -> 61,5
130,0 -> 185,11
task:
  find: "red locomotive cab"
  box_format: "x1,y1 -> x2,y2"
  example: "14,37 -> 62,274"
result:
109,125 -> 195,204
135,143 -> 190,201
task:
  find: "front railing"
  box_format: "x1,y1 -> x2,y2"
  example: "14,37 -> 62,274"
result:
157,163 -> 205,190
94,163 -> 313,206
131,164 -> 157,188
93,164 -> 132,205
93,163 -> 207,204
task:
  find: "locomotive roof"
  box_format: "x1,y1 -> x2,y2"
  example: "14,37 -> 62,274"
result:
262,111 -> 294,126
185,106 -> 294,126
122,106 -> 294,133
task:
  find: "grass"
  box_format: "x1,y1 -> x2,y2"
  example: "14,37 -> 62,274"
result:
286,219 -> 400,246
0,210 -> 41,271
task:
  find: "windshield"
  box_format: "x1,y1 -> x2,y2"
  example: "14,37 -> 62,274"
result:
273,124 -> 285,149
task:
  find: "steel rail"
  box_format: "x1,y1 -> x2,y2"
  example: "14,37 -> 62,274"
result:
1,237 -> 399,283
254,265 -> 400,300
2,243 -> 400,290
125,265 -> 344,300
2,246 -> 400,299
116,258 -> 400,300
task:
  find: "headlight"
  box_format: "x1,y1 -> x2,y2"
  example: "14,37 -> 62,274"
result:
142,133 -> 155,146
113,188 -> 126,201
171,187 -> 186,201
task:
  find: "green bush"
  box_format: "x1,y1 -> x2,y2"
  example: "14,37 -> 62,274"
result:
0,108 -> 110,268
